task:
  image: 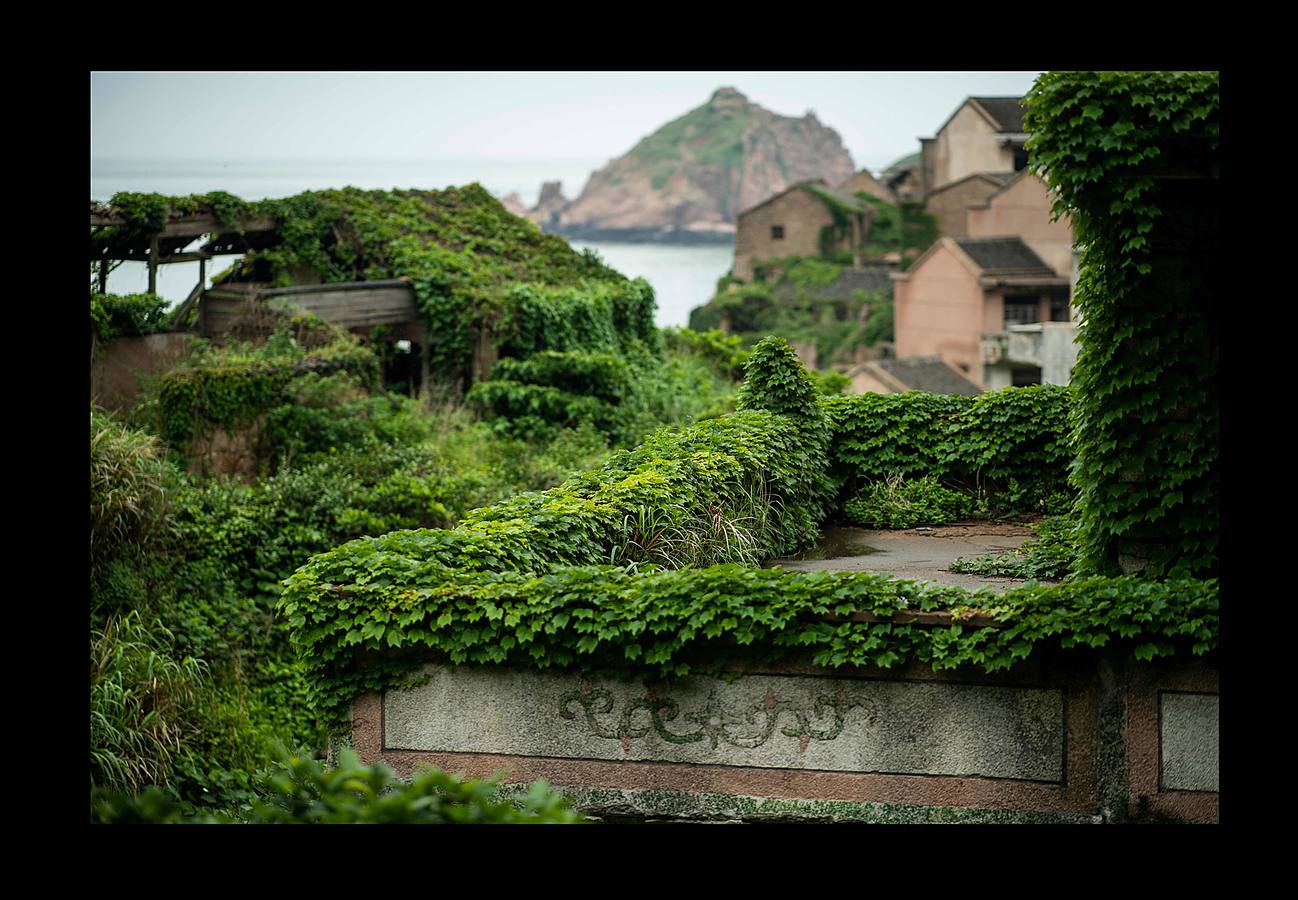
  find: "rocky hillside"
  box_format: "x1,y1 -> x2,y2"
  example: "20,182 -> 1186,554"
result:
553,87 -> 855,242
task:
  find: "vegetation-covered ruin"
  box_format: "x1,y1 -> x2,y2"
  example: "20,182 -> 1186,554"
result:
90,70 -> 1219,824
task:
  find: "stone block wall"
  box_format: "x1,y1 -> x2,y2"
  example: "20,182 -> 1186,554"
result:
348,650 -> 1217,823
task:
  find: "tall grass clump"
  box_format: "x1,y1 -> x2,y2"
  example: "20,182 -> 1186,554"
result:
90,409 -> 176,568
90,611 -> 207,795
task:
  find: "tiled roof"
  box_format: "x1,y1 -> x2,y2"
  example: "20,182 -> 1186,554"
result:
874,357 -> 982,395
971,97 -> 1026,133
953,237 -> 1054,275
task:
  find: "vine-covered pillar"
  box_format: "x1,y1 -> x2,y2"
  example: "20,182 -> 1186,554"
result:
1024,71 -> 1219,579
1113,176 -> 1219,575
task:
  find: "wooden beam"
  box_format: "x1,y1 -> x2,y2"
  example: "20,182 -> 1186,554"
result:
147,234 -> 159,294
169,280 -> 205,331
157,251 -> 213,264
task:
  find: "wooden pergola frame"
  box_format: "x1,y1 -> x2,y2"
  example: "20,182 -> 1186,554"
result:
90,202 -> 279,328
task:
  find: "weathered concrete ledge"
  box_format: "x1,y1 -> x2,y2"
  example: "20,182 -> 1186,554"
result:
349,651 -> 1218,823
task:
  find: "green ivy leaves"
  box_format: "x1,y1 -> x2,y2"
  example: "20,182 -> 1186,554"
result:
1025,72 -> 1219,577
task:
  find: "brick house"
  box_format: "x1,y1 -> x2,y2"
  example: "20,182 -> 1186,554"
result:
732,181 -> 873,281
838,169 -> 897,206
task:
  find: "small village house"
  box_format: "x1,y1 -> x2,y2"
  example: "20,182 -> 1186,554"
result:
892,236 -> 1071,388
918,96 -> 1030,195
731,181 -> 873,281
837,169 -> 897,206
922,172 -> 1016,239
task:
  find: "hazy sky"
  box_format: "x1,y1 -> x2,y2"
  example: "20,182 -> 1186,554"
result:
91,71 -> 1042,173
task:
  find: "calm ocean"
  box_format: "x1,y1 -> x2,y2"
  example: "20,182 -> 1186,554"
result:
90,158 -> 732,328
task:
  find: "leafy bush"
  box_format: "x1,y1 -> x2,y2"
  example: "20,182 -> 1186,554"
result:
823,385 -> 1075,516
91,750 -> 585,824
951,514 -> 1080,581
151,324 -> 380,454
687,260 -> 895,368
90,292 -> 171,344
843,474 -> 976,529
264,371 -> 434,466
661,327 -> 749,380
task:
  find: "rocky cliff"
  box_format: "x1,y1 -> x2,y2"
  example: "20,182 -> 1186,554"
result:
552,87 -> 855,242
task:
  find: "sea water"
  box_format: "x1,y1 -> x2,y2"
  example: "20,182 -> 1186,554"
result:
90,158 -> 732,327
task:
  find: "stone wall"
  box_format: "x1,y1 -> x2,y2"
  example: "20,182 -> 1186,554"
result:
733,188 -> 836,281
90,332 -> 195,413
350,650 -> 1217,823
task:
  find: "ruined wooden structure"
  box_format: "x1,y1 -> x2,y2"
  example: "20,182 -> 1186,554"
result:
90,199 -> 433,387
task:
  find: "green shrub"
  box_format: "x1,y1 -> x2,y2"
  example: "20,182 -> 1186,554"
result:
471,340 -> 740,448
264,371 -> 434,466
823,385 -> 1075,516
661,327 -> 749,380
90,292 -> 171,344
843,474 -> 976,529
951,514 -> 1080,581
90,410 -> 178,568
91,750 -> 584,824
152,325 -> 380,452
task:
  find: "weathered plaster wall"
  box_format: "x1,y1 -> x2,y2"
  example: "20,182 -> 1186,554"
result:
349,651 -> 1218,823
384,665 -> 1065,781
928,103 -> 1016,191
90,332 -> 195,413
894,242 -> 985,383
966,174 -> 1076,278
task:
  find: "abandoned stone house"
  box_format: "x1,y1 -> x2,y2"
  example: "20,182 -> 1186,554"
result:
731,181 -> 873,281
838,168 -> 897,206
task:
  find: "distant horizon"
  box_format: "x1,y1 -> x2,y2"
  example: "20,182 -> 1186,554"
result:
92,72 -> 1043,177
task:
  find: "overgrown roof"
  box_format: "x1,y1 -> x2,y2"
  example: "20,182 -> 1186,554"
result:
773,267 -> 892,302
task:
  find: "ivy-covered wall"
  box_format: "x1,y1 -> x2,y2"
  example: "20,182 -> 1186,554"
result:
281,339 -> 1218,726
1024,72 -> 1219,577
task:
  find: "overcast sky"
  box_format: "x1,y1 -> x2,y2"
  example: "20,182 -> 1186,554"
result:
91,71 -> 1043,173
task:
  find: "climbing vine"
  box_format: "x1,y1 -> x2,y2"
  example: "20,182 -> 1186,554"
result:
1025,71 -> 1219,577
